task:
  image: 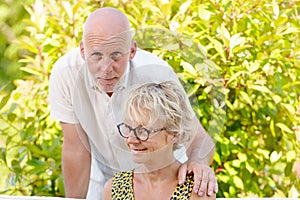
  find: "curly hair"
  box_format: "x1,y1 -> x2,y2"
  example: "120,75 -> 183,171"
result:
125,81 -> 196,150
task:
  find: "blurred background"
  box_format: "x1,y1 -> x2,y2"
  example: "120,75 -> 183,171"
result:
0,0 -> 299,198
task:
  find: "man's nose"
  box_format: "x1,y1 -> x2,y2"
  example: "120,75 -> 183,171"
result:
100,57 -> 114,73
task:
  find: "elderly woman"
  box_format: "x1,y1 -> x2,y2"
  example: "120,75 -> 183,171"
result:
102,81 -> 216,200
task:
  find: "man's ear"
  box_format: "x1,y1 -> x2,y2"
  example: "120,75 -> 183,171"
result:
80,41 -> 86,60
129,41 -> 137,60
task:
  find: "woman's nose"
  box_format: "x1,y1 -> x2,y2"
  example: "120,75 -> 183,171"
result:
126,131 -> 140,143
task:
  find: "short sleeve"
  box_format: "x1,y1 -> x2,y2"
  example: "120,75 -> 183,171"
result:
48,48 -> 83,124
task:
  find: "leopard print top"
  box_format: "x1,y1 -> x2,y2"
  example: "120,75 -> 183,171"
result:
112,170 -> 194,199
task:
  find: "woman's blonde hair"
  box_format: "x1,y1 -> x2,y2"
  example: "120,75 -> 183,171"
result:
125,81 -> 195,150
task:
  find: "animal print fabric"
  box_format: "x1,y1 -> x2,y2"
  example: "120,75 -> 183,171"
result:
112,170 -> 194,199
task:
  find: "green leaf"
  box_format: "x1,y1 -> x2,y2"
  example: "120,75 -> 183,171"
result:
248,85 -> 272,94
232,159 -> 241,167
178,0 -> 192,15
186,84 -> 200,97
197,44 -> 207,58
239,91 -> 252,106
214,153 -> 222,165
246,61 -> 260,73
237,153 -> 247,162
257,148 -> 270,159
245,161 -> 254,173
207,36 -> 226,61
62,1 -> 72,20
276,123 -> 293,133
272,95 -> 282,104
270,151 -> 282,163
284,162 -> 293,176
0,94 -> 11,110
233,176 -> 244,189
198,5 -> 213,21
230,34 -> 245,55
288,185 -> 299,198
282,81 -> 300,89
224,162 -> 238,175
281,103 -> 295,115
217,174 -> 230,183
181,61 -> 197,75
11,160 -> 21,172
279,27 -> 299,36
286,150 -> 296,162
270,119 -> 276,137
226,71 -> 245,86
7,113 -> 17,122
220,24 -> 230,47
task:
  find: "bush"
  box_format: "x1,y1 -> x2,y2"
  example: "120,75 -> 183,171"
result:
0,0 -> 299,197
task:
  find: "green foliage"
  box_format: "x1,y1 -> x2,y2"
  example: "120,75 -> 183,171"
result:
122,0 -> 300,197
0,0 -> 97,196
0,0 -> 33,91
0,0 -> 299,197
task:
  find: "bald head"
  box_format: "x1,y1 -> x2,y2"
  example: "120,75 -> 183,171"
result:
81,7 -> 133,58
80,7 -> 137,94
83,7 -> 131,37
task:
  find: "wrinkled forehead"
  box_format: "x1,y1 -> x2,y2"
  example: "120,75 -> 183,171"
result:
83,30 -> 133,54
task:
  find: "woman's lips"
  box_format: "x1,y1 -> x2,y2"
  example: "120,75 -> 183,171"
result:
130,148 -> 147,153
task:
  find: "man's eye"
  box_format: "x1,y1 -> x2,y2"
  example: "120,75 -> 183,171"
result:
91,52 -> 103,59
111,52 -> 122,61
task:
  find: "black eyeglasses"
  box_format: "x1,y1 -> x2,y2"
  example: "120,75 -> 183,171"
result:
117,123 -> 165,141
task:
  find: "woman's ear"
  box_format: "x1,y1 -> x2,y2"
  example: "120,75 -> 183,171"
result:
168,134 -> 178,144
172,136 -> 178,144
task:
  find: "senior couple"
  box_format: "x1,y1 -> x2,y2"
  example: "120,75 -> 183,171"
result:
49,7 -> 217,200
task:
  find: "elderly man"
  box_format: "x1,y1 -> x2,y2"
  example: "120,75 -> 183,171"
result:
49,7 -> 217,199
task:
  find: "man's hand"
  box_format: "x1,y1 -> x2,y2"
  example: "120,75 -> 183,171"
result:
178,161 -> 218,197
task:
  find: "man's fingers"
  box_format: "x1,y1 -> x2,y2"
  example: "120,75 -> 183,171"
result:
192,167 -> 218,197
182,162 -> 218,196
207,172 -> 216,196
178,163 -> 188,184
192,168 -> 203,196
214,180 -> 219,193
195,170 -> 208,197
193,179 -> 202,196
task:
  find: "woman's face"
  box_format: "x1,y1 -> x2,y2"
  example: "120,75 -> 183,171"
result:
124,114 -> 176,165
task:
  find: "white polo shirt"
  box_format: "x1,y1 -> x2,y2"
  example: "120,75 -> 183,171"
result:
49,48 -> 192,199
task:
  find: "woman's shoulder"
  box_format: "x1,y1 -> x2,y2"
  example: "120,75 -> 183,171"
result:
102,178 -> 113,200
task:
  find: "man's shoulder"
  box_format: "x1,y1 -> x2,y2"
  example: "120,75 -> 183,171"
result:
133,49 -> 170,67
51,47 -> 84,73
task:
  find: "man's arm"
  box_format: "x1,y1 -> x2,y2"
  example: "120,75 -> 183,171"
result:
178,118 -> 217,196
187,118 -> 215,164
60,122 -> 91,198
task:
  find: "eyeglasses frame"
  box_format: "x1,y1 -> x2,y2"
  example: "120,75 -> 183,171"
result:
117,122 -> 165,141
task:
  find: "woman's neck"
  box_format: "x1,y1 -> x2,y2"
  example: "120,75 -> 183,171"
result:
132,160 -> 182,200
134,160 -> 181,183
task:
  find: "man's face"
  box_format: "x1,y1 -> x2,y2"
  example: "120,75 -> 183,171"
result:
82,31 -> 135,93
